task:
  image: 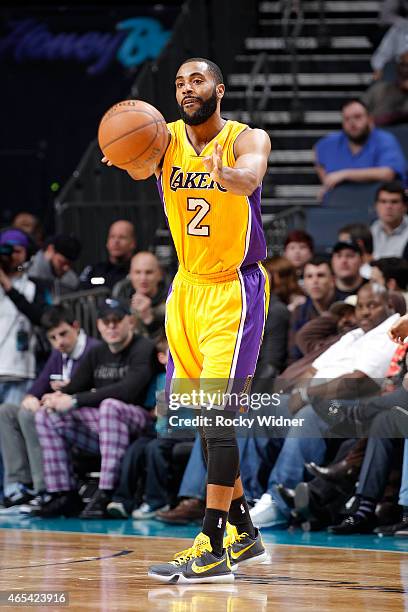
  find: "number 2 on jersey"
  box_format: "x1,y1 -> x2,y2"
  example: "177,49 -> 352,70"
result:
186,198 -> 210,237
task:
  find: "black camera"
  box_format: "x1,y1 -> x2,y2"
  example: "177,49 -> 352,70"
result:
0,244 -> 13,257
0,244 -> 14,273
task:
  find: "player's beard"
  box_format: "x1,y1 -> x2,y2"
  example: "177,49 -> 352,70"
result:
178,87 -> 218,126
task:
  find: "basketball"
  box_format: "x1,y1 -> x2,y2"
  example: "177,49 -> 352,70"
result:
98,99 -> 168,171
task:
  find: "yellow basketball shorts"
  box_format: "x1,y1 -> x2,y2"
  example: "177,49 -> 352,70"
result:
165,263 -> 269,411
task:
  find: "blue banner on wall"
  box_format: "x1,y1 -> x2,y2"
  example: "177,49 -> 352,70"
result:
0,16 -> 171,75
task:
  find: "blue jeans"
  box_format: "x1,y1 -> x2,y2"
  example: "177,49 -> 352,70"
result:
178,434 -> 259,501
267,400 -> 329,515
178,435 -> 206,499
399,439 -> 408,507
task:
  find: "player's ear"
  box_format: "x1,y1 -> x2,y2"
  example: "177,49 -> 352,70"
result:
216,84 -> 225,100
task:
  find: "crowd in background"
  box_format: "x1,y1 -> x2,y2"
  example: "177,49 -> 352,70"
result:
3,0 -> 408,537
2,175 -> 408,539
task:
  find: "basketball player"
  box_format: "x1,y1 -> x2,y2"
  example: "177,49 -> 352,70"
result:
103,58 -> 271,583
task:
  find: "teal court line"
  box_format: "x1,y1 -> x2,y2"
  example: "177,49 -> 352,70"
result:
0,516 -> 407,554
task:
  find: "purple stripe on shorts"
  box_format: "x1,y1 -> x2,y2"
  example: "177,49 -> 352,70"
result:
164,281 -> 175,401
165,350 -> 175,402
241,185 -> 267,268
227,265 -> 267,410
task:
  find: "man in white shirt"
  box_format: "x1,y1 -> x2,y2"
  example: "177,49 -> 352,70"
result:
371,181 -> 408,258
249,283 -> 399,527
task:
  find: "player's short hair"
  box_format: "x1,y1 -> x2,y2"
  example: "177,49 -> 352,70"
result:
180,57 -> 224,85
41,305 -> 76,331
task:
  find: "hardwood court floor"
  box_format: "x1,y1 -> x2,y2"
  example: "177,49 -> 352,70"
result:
0,529 -> 407,611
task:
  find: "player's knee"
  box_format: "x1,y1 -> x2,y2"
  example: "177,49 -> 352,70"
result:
206,435 -> 239,487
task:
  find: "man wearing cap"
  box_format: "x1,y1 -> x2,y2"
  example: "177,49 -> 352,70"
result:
0,228 -> 48,404
28,234 -> 82,296
331,239 -> 368,301
34,298 -> 156,518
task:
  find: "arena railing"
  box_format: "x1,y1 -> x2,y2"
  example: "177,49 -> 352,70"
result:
53,287 -> 110,338
245,52 -> 271,130
262,206 -> 306,256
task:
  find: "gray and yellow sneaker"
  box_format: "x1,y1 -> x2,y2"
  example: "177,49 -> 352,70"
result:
224,522 -> 269,570
148,532 -> 234,584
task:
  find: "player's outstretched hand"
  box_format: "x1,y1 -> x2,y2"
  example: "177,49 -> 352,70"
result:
203,141 -> 223,182
388,314 -> 408,344
101,155 -> 156,180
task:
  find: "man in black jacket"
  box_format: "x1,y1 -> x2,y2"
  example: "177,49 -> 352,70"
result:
34,298 -> 156,518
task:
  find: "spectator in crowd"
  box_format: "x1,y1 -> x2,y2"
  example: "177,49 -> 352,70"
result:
371,181 -> 408,258
327,386 -> 408,534
363,50 -> 408,126
107,336 -> 169,519
80,220 -> 136,290
262,256 -> 304,313
283,230 -> 314,280
0,306 -> 99,512
380,0 -> 408,27
288,256 -> 336,362
29,234 -> 81,296
331,240 -> 367,300
249,283 -> 399,528
154,436 -> 207,525
337,223 -> 374,279
0,229 -> 48,405
314,99 -> 406,199
34,298 -> 156,518
276,301 -> 357,394
113,251 -> 167,339
12,212 -> 44,248
253,256 -> 293,386
371,257 -> 408,302
372,21 -> 408,76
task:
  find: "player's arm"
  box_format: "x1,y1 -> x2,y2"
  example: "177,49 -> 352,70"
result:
204,129 -> 271,196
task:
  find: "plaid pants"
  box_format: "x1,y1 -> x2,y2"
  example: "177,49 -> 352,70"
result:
35,399 -> 151,492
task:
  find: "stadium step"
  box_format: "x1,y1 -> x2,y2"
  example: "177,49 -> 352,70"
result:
245,36 -> 372,52
225,0 -> 380,205
259,0 -> 380,15
234,53 -> 372,73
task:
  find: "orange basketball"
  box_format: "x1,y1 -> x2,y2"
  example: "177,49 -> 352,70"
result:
98,99 -> 168,171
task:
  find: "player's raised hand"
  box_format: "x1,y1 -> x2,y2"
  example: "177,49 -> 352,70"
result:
101,156 -> 113,166
203,141 -> 223,182
388,314 -> 408,344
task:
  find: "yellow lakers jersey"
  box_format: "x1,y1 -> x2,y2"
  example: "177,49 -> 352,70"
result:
157,119 -> 266,275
